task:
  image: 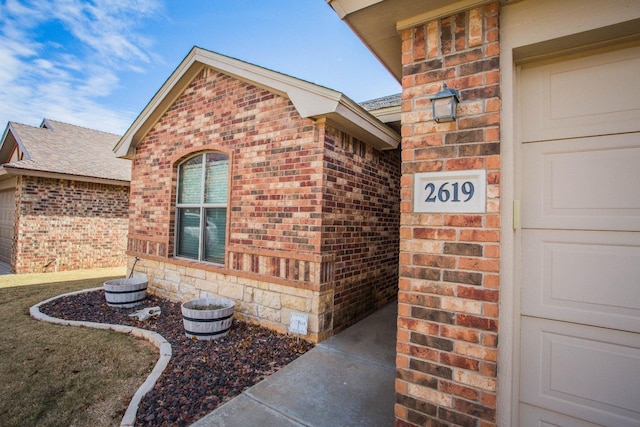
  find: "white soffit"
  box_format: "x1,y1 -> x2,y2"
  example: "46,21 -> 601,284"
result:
327,0 -> 500,80
115,47 -> 399,158
370,106 -> 401,125
327,0 -> 385,19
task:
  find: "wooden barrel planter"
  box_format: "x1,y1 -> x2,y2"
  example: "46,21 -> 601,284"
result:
103,277 -> 148,308
181,298 -> 235,340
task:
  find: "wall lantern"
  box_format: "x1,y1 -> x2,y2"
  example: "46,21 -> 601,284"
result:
431,83 -> 460,123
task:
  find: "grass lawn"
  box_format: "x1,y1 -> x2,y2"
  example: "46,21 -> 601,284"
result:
0,271 -> 157,426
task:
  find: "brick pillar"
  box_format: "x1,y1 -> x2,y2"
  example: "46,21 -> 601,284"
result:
396,3 -> 500,427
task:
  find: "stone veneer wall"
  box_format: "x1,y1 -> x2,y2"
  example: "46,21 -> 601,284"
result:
14,175 -> 129,273
127,67 -> 400,342
130,257 -> 331,339
396,3 -> 501,427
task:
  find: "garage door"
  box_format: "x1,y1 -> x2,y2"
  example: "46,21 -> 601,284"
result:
0,189 -> 15,265
518,43 -> 640,426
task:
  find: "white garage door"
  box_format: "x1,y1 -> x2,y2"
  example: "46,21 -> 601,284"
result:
518,43 -> 640,426
0,189 -> 15,265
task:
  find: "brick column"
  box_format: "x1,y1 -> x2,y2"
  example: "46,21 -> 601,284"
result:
396,3 -> 500,427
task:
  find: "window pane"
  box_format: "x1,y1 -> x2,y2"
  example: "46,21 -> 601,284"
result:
204,208 -> 226,264
205,153 -> 229,204
177,208 -> 200,259
178,155 -> 203,204
176,152 -> 229,264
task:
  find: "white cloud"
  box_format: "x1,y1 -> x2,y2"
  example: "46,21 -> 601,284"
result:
53,0 -> 157,65
0,0 -> 163,134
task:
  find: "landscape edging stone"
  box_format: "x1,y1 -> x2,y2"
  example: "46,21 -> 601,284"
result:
29,286 -> 172,427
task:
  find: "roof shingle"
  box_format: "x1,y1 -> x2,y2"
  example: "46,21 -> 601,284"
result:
3,119 -> 130,182
359,93 -> 402,111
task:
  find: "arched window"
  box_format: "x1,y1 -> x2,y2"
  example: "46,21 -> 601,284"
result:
175,152 -> 228,264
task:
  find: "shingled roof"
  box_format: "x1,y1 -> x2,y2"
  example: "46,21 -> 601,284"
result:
0,119 -> 130,184
359,93 -> 402,111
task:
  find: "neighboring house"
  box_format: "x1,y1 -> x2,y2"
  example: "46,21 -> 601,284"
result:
0,119 -> 130,273
328,0 -> 640,426
114,47 -> 402,342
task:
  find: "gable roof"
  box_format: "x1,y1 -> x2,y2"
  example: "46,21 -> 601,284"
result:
0,119 -> 130,184
114,47 -> 400,159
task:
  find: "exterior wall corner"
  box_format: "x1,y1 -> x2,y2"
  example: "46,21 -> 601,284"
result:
396,2 -> 502,426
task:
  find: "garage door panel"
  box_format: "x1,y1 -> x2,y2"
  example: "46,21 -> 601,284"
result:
0,189 -> 14,264
521,134 -> 640,231
521,317 -> 640,427
521,44 -> 640,142
520,403 -> 609,427
519,40 -> 640,427
522,229 -> 640,333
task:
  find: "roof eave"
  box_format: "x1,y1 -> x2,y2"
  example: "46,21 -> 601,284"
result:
115,47 -> 399,158
0,123 -> 31,164
326,0 -> 496,82
0,124 -> 11,163
328,96 -> 399,150
368,105 -> 401,126
1,165 -> 130,187
115,49 -> 207,159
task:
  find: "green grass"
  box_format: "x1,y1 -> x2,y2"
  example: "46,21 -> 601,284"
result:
0,266 -> 126,289
0,273 -> 157,426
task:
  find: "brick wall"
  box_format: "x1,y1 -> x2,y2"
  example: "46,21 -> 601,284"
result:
128,69 -> 320,259
128,66 -> 400,341
322,124 -> 401,332
396,3 -> 501,426
14,175 -> 129,273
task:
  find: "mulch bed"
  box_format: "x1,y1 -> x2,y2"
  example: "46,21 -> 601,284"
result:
39,290 -> 314,427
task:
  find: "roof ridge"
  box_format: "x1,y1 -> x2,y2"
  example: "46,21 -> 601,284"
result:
43,118 -> 122,137
8,121 -> 43,130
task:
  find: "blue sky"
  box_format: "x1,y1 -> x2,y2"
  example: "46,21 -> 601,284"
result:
0,0 -> 400,135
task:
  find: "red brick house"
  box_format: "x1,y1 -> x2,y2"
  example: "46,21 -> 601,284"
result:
114,47 -> 402,342
0,119 -> 130,273
329,0 -> 640,426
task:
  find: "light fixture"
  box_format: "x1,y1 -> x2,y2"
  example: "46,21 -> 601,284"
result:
431,83 -> 460,123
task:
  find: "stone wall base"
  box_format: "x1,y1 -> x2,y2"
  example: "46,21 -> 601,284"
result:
129,256 -> 333,343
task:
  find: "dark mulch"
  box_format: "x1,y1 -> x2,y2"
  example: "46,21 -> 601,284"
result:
39,290 -> 314,427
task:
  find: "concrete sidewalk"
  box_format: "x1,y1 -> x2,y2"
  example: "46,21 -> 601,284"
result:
192,302 -> 398,427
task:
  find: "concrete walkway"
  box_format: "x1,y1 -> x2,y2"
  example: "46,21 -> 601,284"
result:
192,302 -> 398,427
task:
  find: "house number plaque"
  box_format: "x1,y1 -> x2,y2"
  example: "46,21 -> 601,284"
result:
414,170 -> 486,213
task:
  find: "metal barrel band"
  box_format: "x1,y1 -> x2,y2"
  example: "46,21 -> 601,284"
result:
104,287 -> 148,295
107,297 -> 147,305
182,313 -> 233,323
184,326 -> 232,337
